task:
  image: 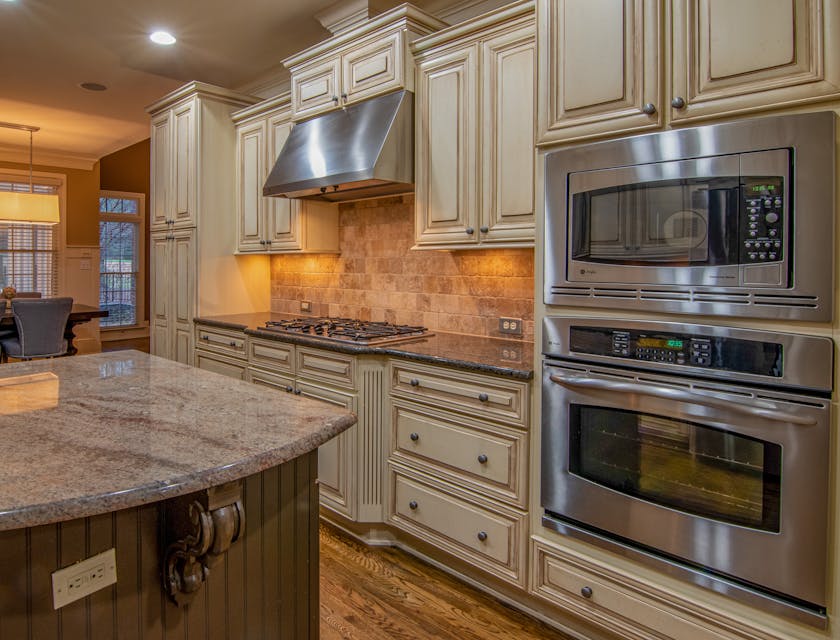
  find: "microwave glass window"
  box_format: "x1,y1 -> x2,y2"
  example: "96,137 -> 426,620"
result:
568,405 -> 781,532
571,177 -> 740,266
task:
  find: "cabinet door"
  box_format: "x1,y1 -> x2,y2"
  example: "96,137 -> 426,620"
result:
171,99 -> 197,228
171,229 -> 195,365
149,231 -> 170,358
149,112 -> 171,229
265,115 -> 302,250
670,0 -> 840,122
537,0 -> 662,144
291,57 -> 341,121
480,24 -> 536,244
236,119 -> 267,252
342,31 -> 403,104
414,45 -> 478,247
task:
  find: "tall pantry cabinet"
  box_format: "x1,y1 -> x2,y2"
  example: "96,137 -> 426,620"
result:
147,82 -> 267,364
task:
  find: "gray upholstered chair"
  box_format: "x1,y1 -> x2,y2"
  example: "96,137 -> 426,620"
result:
0,297 -> 73,362
13,292 -> 42,298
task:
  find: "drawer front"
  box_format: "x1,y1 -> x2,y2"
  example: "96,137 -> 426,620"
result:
391,401 -> 526,507
342,31 -> 403,103
195,352 -> 247,381
248,337 -> 294,374
247,368 -> 295,394
390,361 -> 528,427
297,347 -> 356,389
195,325 -> 247,358
389,467 -> 525,586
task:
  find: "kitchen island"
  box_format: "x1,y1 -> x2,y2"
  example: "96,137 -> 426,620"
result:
0,351 -> 356,639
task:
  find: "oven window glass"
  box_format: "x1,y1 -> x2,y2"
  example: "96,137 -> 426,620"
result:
569,406 -> 781,532
571,177 -> 740,266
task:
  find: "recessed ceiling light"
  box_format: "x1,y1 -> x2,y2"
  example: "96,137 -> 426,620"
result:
149,31 -> 176,46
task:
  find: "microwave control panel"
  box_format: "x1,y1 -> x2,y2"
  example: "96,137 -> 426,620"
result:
740,177 -> 784,263
568,326 -> 783,377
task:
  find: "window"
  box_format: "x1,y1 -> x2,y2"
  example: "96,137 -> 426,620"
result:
0,180 -> 60,296
99,192 -> 145,328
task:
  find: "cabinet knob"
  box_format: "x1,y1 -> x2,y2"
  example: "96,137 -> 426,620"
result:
229,341 -> 237,347
477,531 -> 488,542
465,227 -> 475,235
285,385 -> 293,393
478,392 -> 489,402
293,389 -> 302,395
265,240 -> 272,245
409,432 -> 420,442
332,95 -> 339,104
409,500 -> 418,510
581,586 -> 593,599
671,96 -> 686,109
642,102 -> 657,115
479,226 -> 489,234
477,454 -> 488,464
202,335 -> 209,341
341,93 -> 348,102
409,378 -> 420,387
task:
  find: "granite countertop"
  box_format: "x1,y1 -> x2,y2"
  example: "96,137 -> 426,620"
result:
0,351 -> 356,531
195,312 -> 534,380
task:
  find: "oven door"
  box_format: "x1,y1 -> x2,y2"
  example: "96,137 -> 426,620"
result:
541,361 -> 829,608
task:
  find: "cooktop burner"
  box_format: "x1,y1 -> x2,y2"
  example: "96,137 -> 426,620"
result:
263,317 -> 431,345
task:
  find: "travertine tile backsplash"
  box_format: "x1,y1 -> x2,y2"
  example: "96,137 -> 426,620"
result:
270,195 -> 535,341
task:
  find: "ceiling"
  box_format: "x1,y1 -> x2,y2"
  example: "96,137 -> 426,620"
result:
0,0 -> 459,169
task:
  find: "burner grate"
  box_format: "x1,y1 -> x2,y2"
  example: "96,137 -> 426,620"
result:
263,317 -> 431,345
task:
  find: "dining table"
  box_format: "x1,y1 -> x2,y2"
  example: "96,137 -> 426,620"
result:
0,303 -> 108,356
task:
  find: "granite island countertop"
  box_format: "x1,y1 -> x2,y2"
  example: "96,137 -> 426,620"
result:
0,351 -> 356,531
195,312 -> 534,380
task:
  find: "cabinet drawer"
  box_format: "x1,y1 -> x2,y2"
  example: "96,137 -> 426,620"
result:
248,337 -> 294,374
391,401 -> 526,507
389,466 -> 526,586
390,361 -> 527,427
195,325 -> 246,358
195,352 -> 247,381
297,347 -> 356,389
247,368 -> 295,393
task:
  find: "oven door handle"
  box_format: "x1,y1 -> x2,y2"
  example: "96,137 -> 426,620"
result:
548,373 -> 817,426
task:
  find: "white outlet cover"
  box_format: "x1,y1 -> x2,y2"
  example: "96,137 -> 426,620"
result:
52,548 -> 117,609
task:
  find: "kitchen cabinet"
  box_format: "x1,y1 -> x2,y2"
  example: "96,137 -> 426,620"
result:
412,1 -> 536,249
147,82 -> 267,362
537,0 -> 840,145
284,5 -> 445,122
386,360 -> 530,587
232,95 -> 340,254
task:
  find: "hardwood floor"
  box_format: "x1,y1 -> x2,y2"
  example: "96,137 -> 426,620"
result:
320,524 -> 573,640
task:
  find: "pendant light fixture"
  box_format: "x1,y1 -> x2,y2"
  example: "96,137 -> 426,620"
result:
0,121 -> 60,225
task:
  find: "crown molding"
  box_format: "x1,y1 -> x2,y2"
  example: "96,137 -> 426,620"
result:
0,145 -> 98,171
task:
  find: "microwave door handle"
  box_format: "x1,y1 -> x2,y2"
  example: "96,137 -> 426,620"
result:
548,373 -> 817,426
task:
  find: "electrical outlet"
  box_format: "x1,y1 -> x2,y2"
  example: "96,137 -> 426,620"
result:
52,548 -> 117,609
300,300 -> 311,312
498,317 -> 523,336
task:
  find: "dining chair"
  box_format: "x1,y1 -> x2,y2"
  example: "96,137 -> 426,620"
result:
0,297 -> 73,362
13,292 -> 42,298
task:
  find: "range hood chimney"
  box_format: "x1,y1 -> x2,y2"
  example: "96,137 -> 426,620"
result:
262,89 -> 413,203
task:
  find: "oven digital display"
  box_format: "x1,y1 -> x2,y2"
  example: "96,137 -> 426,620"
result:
637,338 -> 683,349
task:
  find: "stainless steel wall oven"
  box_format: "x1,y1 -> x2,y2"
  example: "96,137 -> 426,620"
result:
541,317 -> 833,626
544,111 -> 836,320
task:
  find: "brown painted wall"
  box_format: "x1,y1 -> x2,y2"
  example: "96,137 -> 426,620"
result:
0,160 -> 100,246
270,195 -> 535,341
100,139 -> 151,322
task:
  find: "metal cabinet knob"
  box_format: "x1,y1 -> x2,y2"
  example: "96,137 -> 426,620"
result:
581,586 -> 593,599
409,500 -> 418,510
265,240 -> 272,245
202,335 -> 209,340
285,385 -> 293,393
409,432 -> 419,442
642,102 -> 657,115
341,93 -> 348,102
477,531 -> 488,542
229,341 -> 237,347
479,226 -> 489,233
332,95 -> 339,104
293,389 -> 302,395
478,392 -> 489,402
671,96 -> 686,109
477,454 -> 488,464
409,378 -> 420,387
465,227 -> 475,235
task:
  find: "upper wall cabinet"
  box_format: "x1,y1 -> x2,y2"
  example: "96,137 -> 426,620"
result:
413,1 -> 536,250
284,5 -> 446,121
232,96 -> 340,254
537,0 -> 840,145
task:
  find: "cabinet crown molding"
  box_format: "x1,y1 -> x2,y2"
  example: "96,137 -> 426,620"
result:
146,81 -> 259,115
231,92 -> 293,124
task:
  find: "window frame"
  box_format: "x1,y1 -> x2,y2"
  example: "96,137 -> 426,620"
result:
98,190 -> 146,330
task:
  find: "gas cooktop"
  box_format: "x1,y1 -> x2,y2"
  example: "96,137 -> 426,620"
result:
262,317 -> 431,345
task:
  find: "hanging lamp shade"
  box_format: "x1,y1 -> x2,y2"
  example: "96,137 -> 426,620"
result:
0,191 -> 60,225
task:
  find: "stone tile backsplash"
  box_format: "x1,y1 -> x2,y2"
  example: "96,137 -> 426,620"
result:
270,195 -> 535,341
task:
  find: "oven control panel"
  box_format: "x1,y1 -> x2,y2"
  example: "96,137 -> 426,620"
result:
575,326 -> 782,377
740,177 -> 784,264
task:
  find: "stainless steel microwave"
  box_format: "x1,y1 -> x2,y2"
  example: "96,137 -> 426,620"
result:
544,112 -> 836,321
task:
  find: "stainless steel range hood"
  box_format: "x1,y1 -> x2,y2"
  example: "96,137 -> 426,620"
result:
262,90 -> 413,202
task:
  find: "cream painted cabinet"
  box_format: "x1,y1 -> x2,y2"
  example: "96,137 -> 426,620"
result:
413,2 -> 536,249
285,5 -> 445,121
232,96 -> 340,254
150,99 -> 197,230
151,228 -> 195,365
537,0 -> 840,144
